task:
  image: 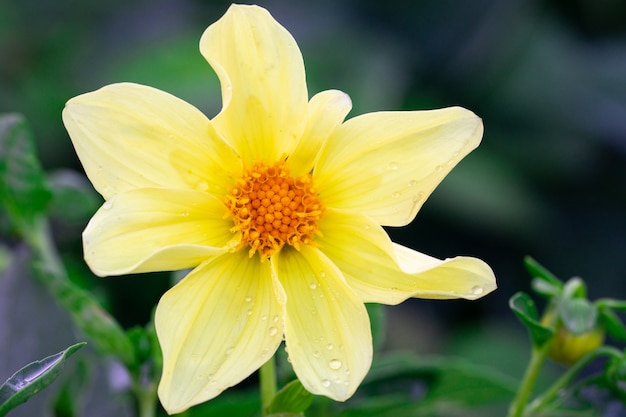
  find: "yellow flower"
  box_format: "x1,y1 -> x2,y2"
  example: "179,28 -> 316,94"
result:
62,4 -> 496,414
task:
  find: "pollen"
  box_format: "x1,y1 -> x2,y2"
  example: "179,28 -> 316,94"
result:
223,160 -> 324,259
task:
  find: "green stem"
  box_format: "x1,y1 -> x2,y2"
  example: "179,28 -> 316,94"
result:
527,346 -> 622,414
135,383 -> 157,417
259,355 -> 277,415
507,345 -> 549,417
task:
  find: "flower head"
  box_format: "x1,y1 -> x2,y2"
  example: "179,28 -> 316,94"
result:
63,4 -> 496,414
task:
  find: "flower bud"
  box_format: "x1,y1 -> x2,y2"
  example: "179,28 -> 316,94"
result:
547,324 -> 605,365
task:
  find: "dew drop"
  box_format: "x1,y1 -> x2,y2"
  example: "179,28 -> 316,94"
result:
435,165 -> 443,172
391,192 -> 400,199
327,343 -> 334,350
329,359 -> 342,370
319,271 -> 326,278
471,285 -> 484,296
190,354 -> 198,360
309,283 -> 318,290
247,309 -> 253,316
364,224 -> 370,230
408,180 -> 417,187
261,315 -> 268,321
388,162 -> 399,170
181,211 -> 190,217
245,296 -> 253,303
226,347 -> 234,356
272,315 -> 279,323
313,350 -> 321,358
197,181 -> 209,191
345,369 -> 351,375
269,327 -> 278,337
321,379 -> 331,387
102,201 -> 113,210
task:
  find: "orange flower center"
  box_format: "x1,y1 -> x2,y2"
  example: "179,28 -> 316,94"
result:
224,161 -> 324,259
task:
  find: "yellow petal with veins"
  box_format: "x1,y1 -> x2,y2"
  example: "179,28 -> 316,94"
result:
63,82 -> 240,199
84,188 -> 235,276
156,250 -> 285,414
315,107 -> 483,226
289,90 -> 352,177
273,246 -> 372,401
200,4 -> 308,166
317,209 -> 496,304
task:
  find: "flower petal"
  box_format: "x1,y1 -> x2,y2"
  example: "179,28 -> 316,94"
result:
156,251 -> 284,414
314,107 -> 483,226
288,90 -> 352,177
273,246 -> 372,401
63,82 -> 241,200
83,188 -> 236,276
199,4 -> 308,165
317,209 -> 497,304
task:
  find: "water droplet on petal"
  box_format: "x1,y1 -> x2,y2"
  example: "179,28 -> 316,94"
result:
102,201 -> 113,210
388,162 -> 399,170
198,181 -> 209,191
329,359 -> 342,370
435,165 -> 443,172
471,285 -> 484,296
309,283 -> 317,290
247,309 -> 253,316
245,296 -> 253,303
319,271 -> 326,278
327,343 -> 334,350
321,379 -> 331,387
269,327 -> 278,337
272,315 -> 279,323
181,211 -> 190,217
408,180 -> 417,187
226,347 -> 234,356
391,192 -> 400,199
313,350 -> 321,358
261,315 -> 268,321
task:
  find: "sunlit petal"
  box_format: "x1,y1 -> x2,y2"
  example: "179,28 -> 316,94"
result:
318,209 -> 497,304
273,246 -> 372,400
156,251 -> 285,414
288,90 -> 352,177
200,4 -> 308,165
83,188 -> 236,276
63,82 -> 241,199
315,107 -> 483,226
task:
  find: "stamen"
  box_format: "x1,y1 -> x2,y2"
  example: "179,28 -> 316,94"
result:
223,161 -> 324,259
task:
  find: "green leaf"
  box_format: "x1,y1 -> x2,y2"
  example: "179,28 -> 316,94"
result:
185,389 -> 259,417
596,299 -> 626,311
531,277 -> 562,298
333,353 -> 516,417
560,298 -> 598,335
267,379 -> 314,415
366,303 -> 386,350
0,114 -> 51,227
598,306 -> 626,341
509,292 -> 554,347
524,257 -> 563,289
46,169 -> 102,224
33,261 -> 136,368
0,342 -> 86,417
